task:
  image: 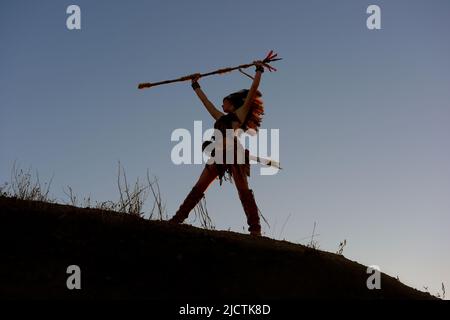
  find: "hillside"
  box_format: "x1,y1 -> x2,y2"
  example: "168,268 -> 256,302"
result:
0,196 -> 435,300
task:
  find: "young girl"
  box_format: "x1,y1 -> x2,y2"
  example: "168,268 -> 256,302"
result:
168,61 -> 266,236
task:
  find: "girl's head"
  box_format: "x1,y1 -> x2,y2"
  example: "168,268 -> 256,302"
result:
222,89 -> 264,132
221,98 -> 236,113
222,89 -> 261,112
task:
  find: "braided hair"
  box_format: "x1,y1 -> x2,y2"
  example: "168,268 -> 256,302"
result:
223,89 -> 264,134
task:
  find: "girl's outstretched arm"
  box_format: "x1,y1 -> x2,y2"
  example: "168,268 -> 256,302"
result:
235,61 -> 263,124
190,74 -> 224,120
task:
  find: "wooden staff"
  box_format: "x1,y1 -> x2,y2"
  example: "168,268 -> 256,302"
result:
138,51 -> 281,90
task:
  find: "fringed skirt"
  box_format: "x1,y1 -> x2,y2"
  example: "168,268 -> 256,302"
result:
205,146 -> 251,185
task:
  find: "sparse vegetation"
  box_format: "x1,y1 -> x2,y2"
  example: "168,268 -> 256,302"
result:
336,239 -> 347,255
63,185 -> 92,208
1,161 -> 217,227
146,172 -> 167,220
423,282 -> 446,300
191,196 -> 214,230
435,282 -> 446,300
306,222 -> 320,250
267,213 -> 290,240
0,161 -> 218,230
1,161 -> 54,202
115,162 -> 148,216
1,162 -> 173,221
278,213 -> 292,240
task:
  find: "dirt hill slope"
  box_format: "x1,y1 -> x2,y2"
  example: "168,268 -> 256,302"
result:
0,196 -> 434,299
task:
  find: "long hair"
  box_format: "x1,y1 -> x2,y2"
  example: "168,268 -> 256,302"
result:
224,89 -> 264,134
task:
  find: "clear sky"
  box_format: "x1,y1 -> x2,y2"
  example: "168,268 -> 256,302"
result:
1,0 -> 449,297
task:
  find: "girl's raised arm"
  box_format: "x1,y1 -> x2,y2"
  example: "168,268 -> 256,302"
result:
190,74 -> 224,120
235,61 -> 263,124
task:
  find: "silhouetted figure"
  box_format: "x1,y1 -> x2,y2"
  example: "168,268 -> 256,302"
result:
169,61 -> 266,236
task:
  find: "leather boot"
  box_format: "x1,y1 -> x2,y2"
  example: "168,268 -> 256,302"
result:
238,189 -> 262,236
169,186 -> 204,224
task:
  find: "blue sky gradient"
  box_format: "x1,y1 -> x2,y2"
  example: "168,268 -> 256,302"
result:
1,0 -> 449,297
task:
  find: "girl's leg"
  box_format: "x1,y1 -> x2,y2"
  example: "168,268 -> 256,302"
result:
231,166 -> 261,236
194,164 -> 219,193
169,165 -> 218,223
